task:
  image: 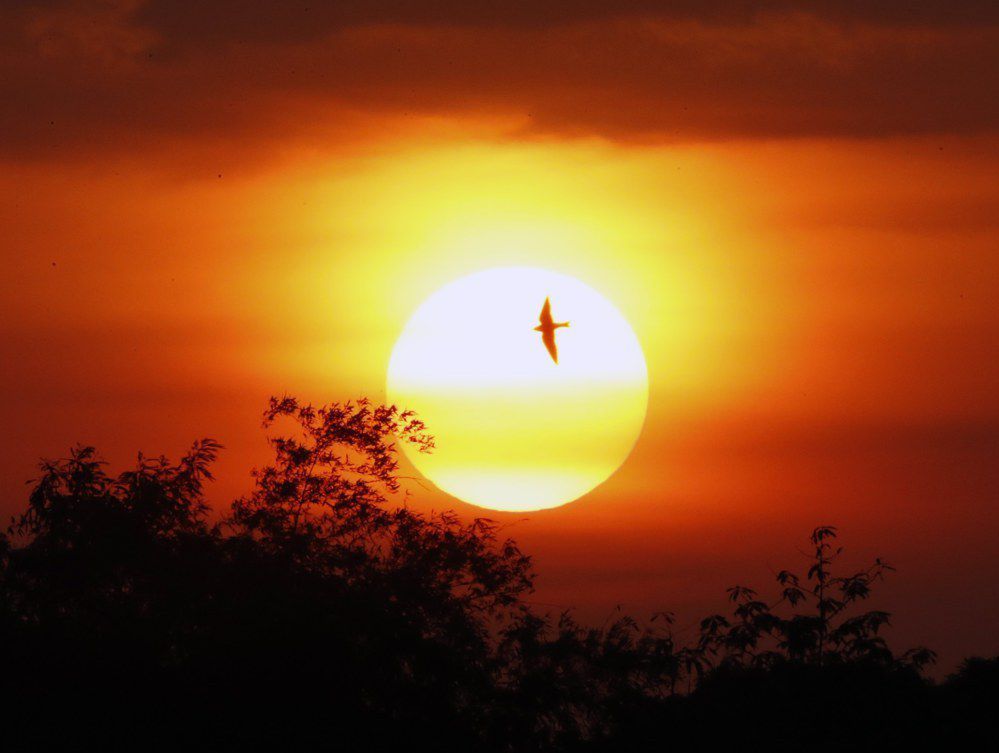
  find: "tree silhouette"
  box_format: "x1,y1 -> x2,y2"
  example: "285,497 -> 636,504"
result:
691,525 -> 937,674
229,396 -> 532,617
0,395 -> 994,751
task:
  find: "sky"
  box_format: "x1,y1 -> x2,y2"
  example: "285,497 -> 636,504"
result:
1,1 -> 997,672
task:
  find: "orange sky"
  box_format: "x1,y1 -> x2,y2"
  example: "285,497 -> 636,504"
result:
1,1 -> 997,672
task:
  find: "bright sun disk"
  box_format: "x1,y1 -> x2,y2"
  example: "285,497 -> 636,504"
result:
387,267 -> 648,512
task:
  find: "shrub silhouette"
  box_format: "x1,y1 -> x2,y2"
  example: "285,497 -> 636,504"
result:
0,395 -> 994,751
690,525 -> 937,675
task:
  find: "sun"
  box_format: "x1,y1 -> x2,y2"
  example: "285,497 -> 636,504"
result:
387,267 -> 648,512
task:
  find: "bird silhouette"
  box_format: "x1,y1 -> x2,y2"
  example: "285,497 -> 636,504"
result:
534,297 -> 569,363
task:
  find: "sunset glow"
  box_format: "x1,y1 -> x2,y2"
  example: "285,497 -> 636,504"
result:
1,1 -> 997,679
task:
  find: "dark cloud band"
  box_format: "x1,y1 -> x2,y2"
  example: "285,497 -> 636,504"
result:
1,2 -> 996,159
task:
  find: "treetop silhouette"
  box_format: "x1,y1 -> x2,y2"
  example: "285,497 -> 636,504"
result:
0,395 -> 991,751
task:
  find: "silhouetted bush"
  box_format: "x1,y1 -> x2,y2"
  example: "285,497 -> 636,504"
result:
0,396 -> 994,750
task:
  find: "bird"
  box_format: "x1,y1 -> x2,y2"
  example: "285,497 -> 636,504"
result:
534,297 -> 569,364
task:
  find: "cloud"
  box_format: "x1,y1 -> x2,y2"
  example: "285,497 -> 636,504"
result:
132,0 -> 999,43
1,1 -> 997,161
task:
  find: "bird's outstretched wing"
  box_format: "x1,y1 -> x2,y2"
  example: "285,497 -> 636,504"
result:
542,329 -> 558,363
539,297 -> 553,327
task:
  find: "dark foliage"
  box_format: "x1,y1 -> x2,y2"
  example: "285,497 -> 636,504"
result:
0,396 -> 994,750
